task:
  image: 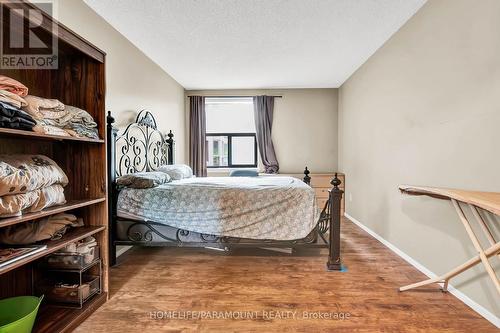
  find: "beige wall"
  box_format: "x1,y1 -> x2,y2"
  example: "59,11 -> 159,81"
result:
186,89 -> 338,174
339,0 -> 500,318
53,0 -> 186,163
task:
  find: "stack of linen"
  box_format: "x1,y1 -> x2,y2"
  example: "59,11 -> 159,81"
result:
0,155 -> 68,217
0,75 -> 99,139
0,213 -> 83,245
0,76 -> 36,131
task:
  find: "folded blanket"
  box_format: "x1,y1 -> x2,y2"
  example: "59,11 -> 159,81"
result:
0,184 -> 66,217
65,123 -> 99,139
0,154 -> 68,197
0,119 -> 36,131
56,105 -> 97,127
33,122 -> 72,137
0,213 -> 82,245
22,95 -> 65,120
0,102 -> 36,131
41,105 -> 99,139
0,75 -> 28,97
0,90 -> 27,109
0,101 -> 33,120
0,102 -> 35,122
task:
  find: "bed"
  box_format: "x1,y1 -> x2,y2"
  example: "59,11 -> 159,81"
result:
106,110 -> 344,270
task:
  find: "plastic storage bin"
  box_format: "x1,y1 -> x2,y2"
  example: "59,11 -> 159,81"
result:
0,295 -> 43,333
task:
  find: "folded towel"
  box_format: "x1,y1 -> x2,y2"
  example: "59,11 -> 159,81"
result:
0,75 -> 28,97
23,95 -> 65,120
0,90 -> 27,108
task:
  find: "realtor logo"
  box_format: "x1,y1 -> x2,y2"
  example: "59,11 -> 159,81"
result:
0,0 -> 58,69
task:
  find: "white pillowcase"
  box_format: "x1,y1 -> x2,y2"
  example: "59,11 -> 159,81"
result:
157,164 -> 194,180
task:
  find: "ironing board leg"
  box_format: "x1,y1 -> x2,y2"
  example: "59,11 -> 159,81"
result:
452,200 -> 500,295
400,242 -> 500,292
400,200 -> 500,293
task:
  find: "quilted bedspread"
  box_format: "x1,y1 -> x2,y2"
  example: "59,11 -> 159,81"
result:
117,176 -> 319,240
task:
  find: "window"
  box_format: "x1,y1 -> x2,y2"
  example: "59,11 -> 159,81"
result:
205,97 -> 257,168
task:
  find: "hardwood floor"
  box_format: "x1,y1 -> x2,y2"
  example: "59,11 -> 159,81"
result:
75,218 -> 497,332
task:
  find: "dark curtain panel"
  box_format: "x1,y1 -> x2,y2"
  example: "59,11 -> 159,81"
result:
253,95 -> 279,173
189,96 -> 207,177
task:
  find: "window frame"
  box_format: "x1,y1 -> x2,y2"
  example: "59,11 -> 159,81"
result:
206,132 -> 258,168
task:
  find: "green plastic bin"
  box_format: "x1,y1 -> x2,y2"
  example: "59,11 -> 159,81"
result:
0,295 -> 43,333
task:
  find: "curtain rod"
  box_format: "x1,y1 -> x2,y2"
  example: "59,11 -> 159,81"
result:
187,95 -> 283,98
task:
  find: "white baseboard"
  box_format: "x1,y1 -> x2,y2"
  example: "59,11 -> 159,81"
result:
344,212 -> 500,328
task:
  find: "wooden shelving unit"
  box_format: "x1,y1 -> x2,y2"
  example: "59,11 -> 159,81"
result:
0,1 -> 109,331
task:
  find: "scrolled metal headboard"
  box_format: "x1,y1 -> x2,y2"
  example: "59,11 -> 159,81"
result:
106,110 -> 175,265
107,110 -> 175,180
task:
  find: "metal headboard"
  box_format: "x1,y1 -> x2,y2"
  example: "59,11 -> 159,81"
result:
107,110 -> 174,179
107,110 -> 175,264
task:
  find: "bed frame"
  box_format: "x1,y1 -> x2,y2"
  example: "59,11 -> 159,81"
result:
106,110 -> 344,270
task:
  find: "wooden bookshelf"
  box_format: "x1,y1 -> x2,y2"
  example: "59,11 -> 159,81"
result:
0,1 -> 109,331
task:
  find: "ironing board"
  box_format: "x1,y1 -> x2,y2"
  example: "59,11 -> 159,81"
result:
398,185 -> 500,294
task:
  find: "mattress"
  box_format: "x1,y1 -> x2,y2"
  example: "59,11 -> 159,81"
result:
117,176 -> 319,240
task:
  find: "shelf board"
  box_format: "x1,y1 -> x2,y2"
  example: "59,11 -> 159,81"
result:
0,225 -> 106,275
0,127 -> 104,143
33,292 -> 107,333
0,198 -> 106,228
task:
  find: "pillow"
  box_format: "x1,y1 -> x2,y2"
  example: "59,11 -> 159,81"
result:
229,169 -> 259,177
0,154 -> 68,197
157,164 -> 193,180
116,171 -> 171,189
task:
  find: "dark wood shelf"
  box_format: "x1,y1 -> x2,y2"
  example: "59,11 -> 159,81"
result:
0,2 -> 108,329
0,128 -> 104,143
0,198 -> 106,228
0,225 -> 105,275
33,292 -> 107,333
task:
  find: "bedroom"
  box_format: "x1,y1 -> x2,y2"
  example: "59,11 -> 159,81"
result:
0,0 -> 498,332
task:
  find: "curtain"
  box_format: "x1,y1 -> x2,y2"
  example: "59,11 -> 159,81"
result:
253,95 -> 279,173
189,96 -> 207,177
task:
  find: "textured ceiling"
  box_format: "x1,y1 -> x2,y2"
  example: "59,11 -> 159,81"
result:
84,0 -> 426,89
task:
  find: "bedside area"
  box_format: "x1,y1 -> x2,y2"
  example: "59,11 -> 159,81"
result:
260,172 -> 345,216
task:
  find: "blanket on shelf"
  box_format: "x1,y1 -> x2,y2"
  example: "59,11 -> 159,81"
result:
0,154 -> 68,197
0,184 -> 66,217
0,101 -> 36,131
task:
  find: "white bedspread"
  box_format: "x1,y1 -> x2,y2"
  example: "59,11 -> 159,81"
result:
117,176 -> 319,240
